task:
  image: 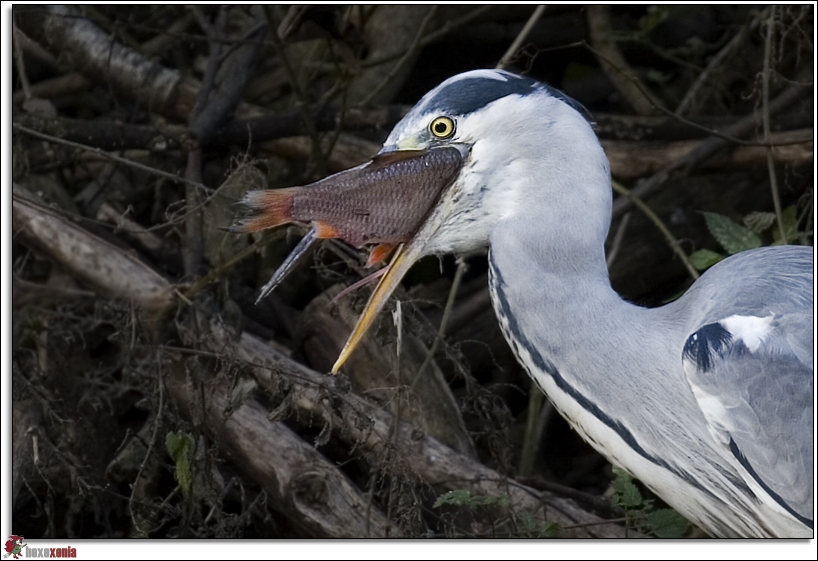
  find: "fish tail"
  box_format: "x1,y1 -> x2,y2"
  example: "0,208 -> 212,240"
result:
226,189 -> 295,233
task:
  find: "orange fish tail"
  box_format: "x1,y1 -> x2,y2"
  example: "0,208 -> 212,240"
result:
228,189 -> 295,233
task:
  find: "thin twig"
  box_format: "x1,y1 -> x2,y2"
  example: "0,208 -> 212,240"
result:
188,6 -> 226,123
361,6 -> 494,69
13,126 -> 237,242
418,6 -> 494,51
13,123 -> 207,192
183,6 -> 228,277
518,386 -> 545,477
762,6 -> 788,243
676,10 -> 765,116
585,42 -> 810,148
182,233 -> 282,301
606,211 -> 633,268
411,257 -> 467,389
359,7 -> 438,107
128,353 -> 165,536
263,6 -> 327,177
183,149 -> 205,277
587,6 -> 658,116
611,75 -> 812,221
12,21 -> 33,101
497,5 -> 547,71
277,5 -> 308,40
611,180 -> 699,281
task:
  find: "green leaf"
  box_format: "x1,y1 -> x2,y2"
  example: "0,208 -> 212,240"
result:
480,494 -> 510,508
517,511 -> 560,538
771,206 -> 798,244
433,489 -> 473,508
638,6 -> 669,35
688,249 -> 724,271
743,211 -> 776,234
165,430 -> 195,497
433,489 -> 510,510
702,212 -> 761,255
539,522 -> 560,538
611,467 -> 643,508
645,508 -> 690,538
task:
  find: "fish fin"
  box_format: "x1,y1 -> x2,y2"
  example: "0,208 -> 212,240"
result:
366,243 -> 395,267
314,222 -> 341,238
228,189 -> 295,233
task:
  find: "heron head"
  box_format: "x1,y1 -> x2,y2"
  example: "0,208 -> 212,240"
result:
380,69 -> 594,256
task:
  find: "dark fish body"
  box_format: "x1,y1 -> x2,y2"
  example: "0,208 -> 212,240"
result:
231,147 -> 462,248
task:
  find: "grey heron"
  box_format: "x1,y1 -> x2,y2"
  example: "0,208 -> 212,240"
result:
233,69 -> 814,538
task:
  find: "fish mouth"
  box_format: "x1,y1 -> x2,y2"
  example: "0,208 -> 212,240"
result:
229,145 -> 466,372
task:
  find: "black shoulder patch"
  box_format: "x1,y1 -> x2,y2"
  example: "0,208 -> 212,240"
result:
683,323 -> 733,373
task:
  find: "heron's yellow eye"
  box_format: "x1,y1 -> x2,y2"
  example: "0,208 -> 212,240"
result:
429,116 -> 455,139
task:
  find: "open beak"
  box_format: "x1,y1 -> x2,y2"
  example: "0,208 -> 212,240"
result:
230,146 -> 464,372
331,208 -> 442,373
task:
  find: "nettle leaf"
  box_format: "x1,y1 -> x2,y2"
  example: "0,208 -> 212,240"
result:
433,489 -> 473,508
645,508 -> 689,538
611,466 -> 643,508
517,511 -> 560,538
166,430 -> 195,497
689,249 -> 724,271
702,212 -> 761,255
433,489 -> 510,510
743,211 -> 776,234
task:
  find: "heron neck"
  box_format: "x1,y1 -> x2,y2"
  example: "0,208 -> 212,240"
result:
487,167 -> 681,377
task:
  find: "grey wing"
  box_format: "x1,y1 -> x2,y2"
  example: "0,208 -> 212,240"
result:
682,310 -> 813,529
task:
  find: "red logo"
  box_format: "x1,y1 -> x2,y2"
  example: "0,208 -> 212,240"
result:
3,536 -> 26,559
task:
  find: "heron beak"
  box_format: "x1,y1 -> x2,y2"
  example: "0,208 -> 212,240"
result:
331,236 -> 421,373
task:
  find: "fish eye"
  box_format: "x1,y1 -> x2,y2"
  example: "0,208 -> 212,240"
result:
429,116 -> 455,139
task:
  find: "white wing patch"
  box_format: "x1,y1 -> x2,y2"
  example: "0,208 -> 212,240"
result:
719,314 -> 774,352
687,380 -> 732,447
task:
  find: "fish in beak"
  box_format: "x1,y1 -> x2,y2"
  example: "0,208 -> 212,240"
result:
230,146 -> 465,372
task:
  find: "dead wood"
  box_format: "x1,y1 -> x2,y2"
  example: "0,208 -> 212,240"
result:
603,129 -> 813,180
165,352 -> 394,538
12,184 -> 174,313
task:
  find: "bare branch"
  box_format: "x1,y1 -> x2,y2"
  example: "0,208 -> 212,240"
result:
497,5 -> 547,70
12,185 -> 175,312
